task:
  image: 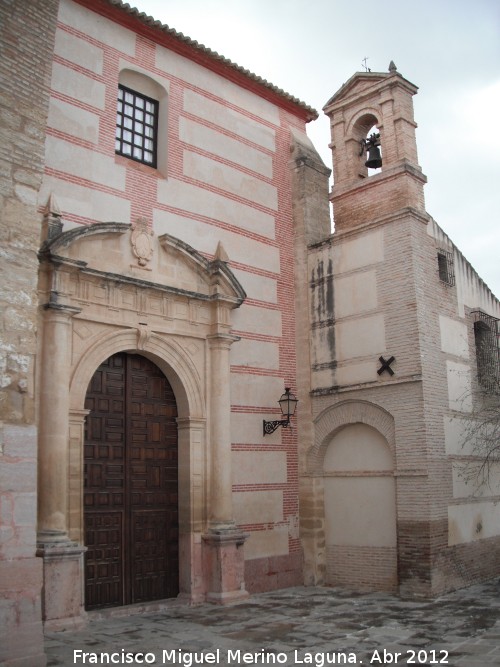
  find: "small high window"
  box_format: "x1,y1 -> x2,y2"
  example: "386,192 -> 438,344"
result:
115,85 -> 158,167
437,249 -> 455,286
473,312 -> 500,393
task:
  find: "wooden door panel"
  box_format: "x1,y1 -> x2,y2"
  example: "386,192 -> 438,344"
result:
84,511 -> 123,609
126,354 -> 179,604
84,352 -> 178,610
131,510 -> 174,602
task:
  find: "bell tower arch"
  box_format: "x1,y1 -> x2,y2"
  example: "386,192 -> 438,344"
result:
323,62 -> 427,232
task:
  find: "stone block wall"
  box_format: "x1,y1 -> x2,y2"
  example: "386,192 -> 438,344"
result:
0,0 -> 59,663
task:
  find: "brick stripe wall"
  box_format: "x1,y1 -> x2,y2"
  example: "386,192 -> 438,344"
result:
40,0 -> 306,590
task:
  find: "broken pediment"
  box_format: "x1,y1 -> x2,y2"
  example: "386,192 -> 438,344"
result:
39,221 -> 246,308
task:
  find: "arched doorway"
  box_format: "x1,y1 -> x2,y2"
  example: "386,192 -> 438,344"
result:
323,423 -> 397,592
83,352 -> 179,609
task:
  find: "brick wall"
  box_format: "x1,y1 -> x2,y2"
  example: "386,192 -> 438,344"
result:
326,545 -> 398,592
305,68 -> 500,597
0,0 -> 59,663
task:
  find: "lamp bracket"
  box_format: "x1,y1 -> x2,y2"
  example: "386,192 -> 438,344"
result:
263,419 -> 290,436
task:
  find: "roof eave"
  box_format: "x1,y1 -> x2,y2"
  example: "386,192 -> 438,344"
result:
76,0 -> 318,122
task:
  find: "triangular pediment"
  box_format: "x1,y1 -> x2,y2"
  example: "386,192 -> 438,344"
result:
323,71 -> 390,111
323,68 -> 417,113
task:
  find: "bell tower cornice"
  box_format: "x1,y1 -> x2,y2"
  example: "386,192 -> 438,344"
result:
323,69 -> 418,114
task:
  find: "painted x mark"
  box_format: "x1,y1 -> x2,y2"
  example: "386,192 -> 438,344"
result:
377,355 -> 395,376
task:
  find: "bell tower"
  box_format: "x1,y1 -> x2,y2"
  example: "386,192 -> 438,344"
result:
324,62 -> 427,232
305,66 -> 441,596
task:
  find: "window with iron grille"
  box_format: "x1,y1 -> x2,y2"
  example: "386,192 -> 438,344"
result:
115,85 -> 158,167
437,248 -> 455,286
472,310 -> 500,393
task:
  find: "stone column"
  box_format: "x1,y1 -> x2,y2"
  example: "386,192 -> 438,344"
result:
38,303 -> 79,541
203,333 -> 248,603
36,302 -> 86,628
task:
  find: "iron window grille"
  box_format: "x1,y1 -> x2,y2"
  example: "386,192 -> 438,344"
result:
472,310 -> 500,393
115,85 -> 158,167
437,248 -> 455,286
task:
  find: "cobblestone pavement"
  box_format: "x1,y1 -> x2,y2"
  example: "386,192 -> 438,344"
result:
45,579 -> 500,667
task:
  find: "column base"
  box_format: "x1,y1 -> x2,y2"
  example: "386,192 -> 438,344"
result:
36,538 -> 87,629
203,527 -> 249,604
36,529 -> 70,544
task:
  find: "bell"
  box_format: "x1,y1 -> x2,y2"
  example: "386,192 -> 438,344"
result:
365,145 -> 382,169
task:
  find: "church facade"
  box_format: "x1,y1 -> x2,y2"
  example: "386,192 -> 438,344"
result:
1,1 -> 499,665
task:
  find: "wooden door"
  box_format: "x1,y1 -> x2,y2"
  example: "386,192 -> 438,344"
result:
84,353 -> 179,610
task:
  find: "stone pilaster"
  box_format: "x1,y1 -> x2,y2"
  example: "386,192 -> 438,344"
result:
207,333 -> 238,529
176,416 -> 206,603
68,409 -> 90,543
204,333 -> 248,603
300,476 -> 326,585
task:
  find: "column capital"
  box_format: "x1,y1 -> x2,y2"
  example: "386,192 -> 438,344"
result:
176,416 -> 206,431
207,332 -> 240,348
69,408 -> 90,421
43,292 -> 82,317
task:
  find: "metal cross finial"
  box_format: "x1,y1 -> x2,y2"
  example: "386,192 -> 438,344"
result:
362,57 -> 371,72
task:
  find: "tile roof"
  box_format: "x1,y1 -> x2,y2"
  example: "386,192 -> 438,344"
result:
106,0 -> 318,120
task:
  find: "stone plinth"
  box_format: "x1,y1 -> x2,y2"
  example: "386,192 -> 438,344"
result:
203,528 -> 249,604
37,540 -> 87,630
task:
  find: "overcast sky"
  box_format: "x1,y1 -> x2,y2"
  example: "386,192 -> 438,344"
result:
134,0 -> 500,297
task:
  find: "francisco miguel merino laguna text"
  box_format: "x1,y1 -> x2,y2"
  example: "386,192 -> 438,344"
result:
73,648 -> 360,665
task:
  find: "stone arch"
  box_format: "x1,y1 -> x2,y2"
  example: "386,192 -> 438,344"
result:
347,109 -> 381,139
348,110 -> 382,177
310,401 -> 398,592
83,351 -> 180,609
308,399 -> 395,474
66,331 -> 209,605
70,328 -> 204,420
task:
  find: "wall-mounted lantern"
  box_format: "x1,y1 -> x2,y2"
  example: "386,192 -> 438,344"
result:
263,388 -> 298,436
